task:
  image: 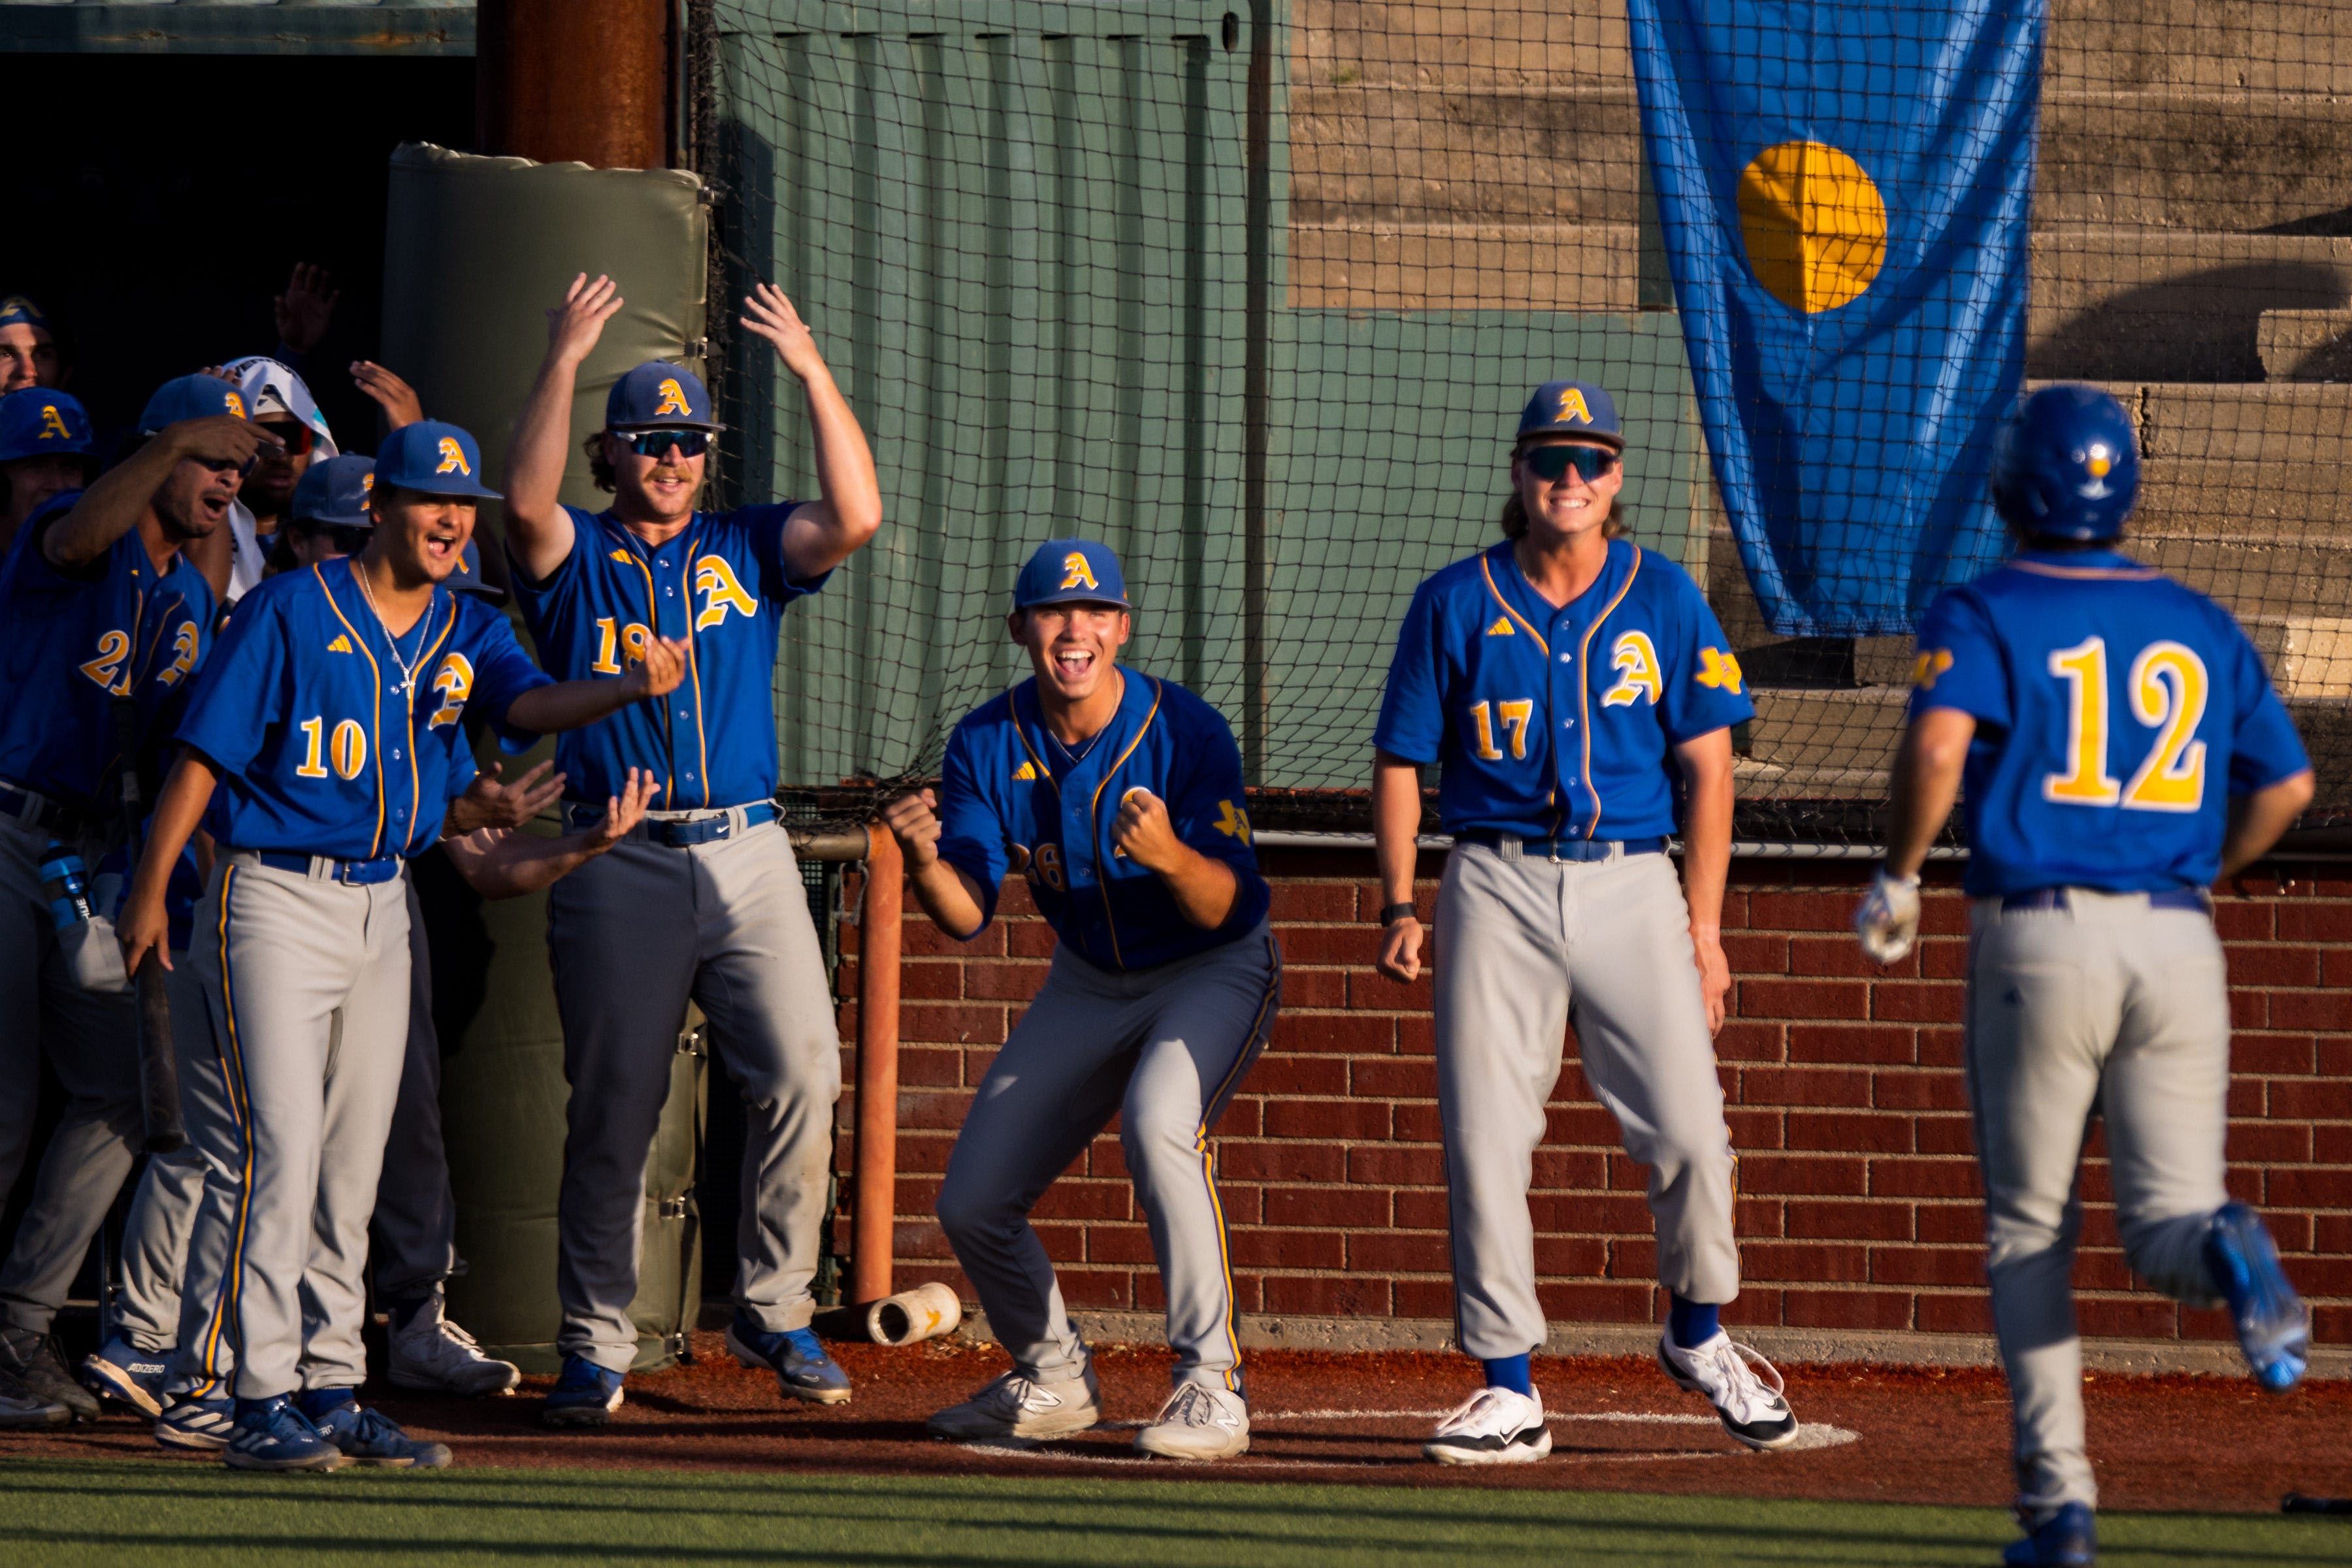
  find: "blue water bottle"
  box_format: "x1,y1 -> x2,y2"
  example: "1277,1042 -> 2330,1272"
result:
39,842 -> 93,931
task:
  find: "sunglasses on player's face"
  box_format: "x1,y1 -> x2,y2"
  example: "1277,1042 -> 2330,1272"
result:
1521,444 -> 1620,483
623,429 -> 710,460
256,419 -> 314,457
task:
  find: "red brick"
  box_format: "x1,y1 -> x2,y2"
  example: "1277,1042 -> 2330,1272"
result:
1393,1103 -> 1445,1141
1350,1058 -> 1437,1098
1869,1246 -> 1983,1287
1394,1190 -> 1452,1230
1787,1111 -> 1915,1154
1788,1200 -> 1914,1241
1746,891 -> 1863,933
1279,968 -> 1349,1008
1216,1140 -> 1346,1184
1348,1145 -> 1448,1186
2224,1120 -> 2312,1164
1533,1235 -> 1609,1275
1915,1292 -> 1993,1335
1605,1237 -> 1658,1279
900,1003 -> 1008,1045
1789,935 -> 1891,979
1739,977 -> 1870,1021
1737,1154 -> 1869,1197
901,918 -> 1005,958
2229,945 -> 2322,987
1030,1181 -> 1131,1221
2268,1168 -> 2352,1208
1872,983 -> 1965,1024
1783,1289 -> 1914,1330
1228,1228 -> 1345,1270
1263,1099 -> 1391,1140
1531,1149 -> 1611,1189
1918,938 -> 1970,980
899,960 -> 963,1000
1086,1226 -> 1160,1266
1788,1024 -> 1917,1065
1349,1232 -> 1451,1273
1264,1187 -> 1390,1228
1870,1158 -> 1984,1200
1725,1107 -> 1784,1151
1393,1279 -> 1456,1318
2276,902 -> 2352,941
1269,882 -> 1358,921
1723,932 -> 1789,973
2074,1298 -> 2180,1339
1535,1281 -> 1656,1320
1351,970 -> 1435,1011
1262,1275 -> 1390,1316
896,1047 -> 966,1087
1243,1056 -> 1349,1096
1054,1268 -> 1134,1309
1874,1070 -> 1968,1111
1274,926 -> 1379,965
1270,1013 -> 1396,1054
1739,1241 -> 1869,1282
1915,1116 -> 1977,1156
2210,900 -> 2276,941
1545,1104 -> 1622,1144
2231,1035 -> 2318,1075
898,1089 -> 977,1130
1008,921 -> 1058,957
1532,1192 -> 1654,1235
1737,1067 -> 1873,1107
1917,1028 -> 1965,1068
1713,1020 -> 1783,1062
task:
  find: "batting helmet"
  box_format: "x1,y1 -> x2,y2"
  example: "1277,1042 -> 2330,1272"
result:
1989,383 -> 2139,542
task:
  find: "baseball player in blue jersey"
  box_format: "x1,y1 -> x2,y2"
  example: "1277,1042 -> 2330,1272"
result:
0,386 -> 99,553
1856,385 -> 2315,1568
1373,380 -> 1799,1463
881,538 -> 1278,1460
0,374 -> 270,1424
502,275 -> 880,1425
117,419 -> 685,1473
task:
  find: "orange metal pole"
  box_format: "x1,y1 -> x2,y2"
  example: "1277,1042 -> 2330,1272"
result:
851,823 -> 903,1306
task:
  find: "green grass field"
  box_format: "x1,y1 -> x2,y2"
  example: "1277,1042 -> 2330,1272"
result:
1,1459 -> 2340,1566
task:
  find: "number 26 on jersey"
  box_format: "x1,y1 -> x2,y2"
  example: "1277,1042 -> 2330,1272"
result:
2043,636 -> 2207,812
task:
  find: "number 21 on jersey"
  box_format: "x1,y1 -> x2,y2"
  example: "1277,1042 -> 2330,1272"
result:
2042,636 -> 2207,812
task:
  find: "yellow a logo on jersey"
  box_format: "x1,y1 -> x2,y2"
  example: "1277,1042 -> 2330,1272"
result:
435,437 -> 470,476
1556,385 -> 1592,425
1911,647 -> 1953,691
1013,760 -> 1038,781
327,634 -> 353,655
224,391 -> 246,420
1059,553 -> 1098,591
694,553 -> 757,629
1696,646 -> 1744,695
1603,631 -> 1663,706
1484,615 -> 1514,637
1213,799 -> 1252,843
38,404 -> 69,440
653,378 -> 691,418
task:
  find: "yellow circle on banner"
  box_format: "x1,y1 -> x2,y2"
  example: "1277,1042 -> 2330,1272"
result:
1737,140 -> 1887,314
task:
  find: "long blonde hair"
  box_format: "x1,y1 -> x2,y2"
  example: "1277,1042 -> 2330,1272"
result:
1498,451 -> 1625,541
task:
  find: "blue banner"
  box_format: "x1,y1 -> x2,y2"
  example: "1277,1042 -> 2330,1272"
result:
1627,0 -> 2043,636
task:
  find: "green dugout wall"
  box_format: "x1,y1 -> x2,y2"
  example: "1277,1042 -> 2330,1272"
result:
710,0 -> 1707,793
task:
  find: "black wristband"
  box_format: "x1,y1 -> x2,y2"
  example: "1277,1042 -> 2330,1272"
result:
1379,900 -> 1419,927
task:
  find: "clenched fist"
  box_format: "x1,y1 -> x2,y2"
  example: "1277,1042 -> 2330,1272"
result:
1111,787 -> 1182,872
882,789 -> 943,869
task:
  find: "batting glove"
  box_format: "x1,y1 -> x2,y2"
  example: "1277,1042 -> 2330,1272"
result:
1855,867 -> 1921,964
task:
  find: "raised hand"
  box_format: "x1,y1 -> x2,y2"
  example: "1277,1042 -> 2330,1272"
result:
740,282 -> 826,380
276,262 -> 340,355
881,789 -> 943,869
624,636 -> 690,701
351,361 -> 424,429
1111,787 -> 1183,872
547,273 -> 624,367
589,768 -> 661,850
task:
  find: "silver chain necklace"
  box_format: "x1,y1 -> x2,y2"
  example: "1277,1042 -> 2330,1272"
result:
353,563 -> 432,696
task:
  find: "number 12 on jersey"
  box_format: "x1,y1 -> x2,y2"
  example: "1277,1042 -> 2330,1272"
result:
2042,636 -> 2208,812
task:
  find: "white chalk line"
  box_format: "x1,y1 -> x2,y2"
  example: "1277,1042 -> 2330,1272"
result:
956,1411 -> 1861,1469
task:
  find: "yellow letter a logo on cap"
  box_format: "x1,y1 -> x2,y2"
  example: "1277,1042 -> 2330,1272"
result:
436,437 -> 470,476
1059,552 -> 1099,591
1556,386 -> 1592,425
655,379 -> 691,418
38,404 -> 69,440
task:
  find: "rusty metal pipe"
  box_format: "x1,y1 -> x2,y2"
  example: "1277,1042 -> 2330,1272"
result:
478,0 -> 672,169
851,824 -> 903,1306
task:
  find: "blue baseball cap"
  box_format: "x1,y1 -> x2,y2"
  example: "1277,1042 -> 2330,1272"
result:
1516,379 -> 1624,448
290,454 -> 376,530
0,297 -> 50,334
139,374 -> 251,434
0,388 -> 94,465
449,536 -> 505,602
372,420 -> 500,501
1013,538 -> 1130,611
606,361 -> 721,432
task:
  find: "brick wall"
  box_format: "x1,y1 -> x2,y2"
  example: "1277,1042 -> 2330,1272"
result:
834,852 -> 2352,1346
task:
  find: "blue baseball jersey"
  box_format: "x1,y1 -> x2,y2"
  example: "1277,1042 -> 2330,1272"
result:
512,504 -> 827,808
1910,548 -> 2310,897
936,671 -> 1271,971
177,558 -> 553,860
1375,538 -> 1753,840
0,492 -> 215,808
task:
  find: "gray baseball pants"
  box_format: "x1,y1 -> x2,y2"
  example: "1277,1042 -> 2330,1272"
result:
1435,841 -> 1740,1361
176,853 -> 412,1398
122,875 -> 454,1354
936,924 -> 1280,1393
0,812 -> 142,1334
547,813 -> 839,1373
1966,891 -> 2231,1520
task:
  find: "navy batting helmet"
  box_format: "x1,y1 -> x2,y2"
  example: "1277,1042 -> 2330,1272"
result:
1989,384 -> 2139,541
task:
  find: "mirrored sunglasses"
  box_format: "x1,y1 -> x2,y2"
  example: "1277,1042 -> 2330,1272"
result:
1522,444 -> 1620,483
624,429 -> 710,460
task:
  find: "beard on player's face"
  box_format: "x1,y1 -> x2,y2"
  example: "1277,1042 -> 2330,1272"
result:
154,457 -> 240,542
1013,604 -> 1130,703
607,435 -> 705,524
365,489 -> 475,587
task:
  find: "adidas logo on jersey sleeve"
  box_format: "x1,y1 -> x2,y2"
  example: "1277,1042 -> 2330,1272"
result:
1013,760 -> 1038,781
327,634 -> 353,654
1485,616 -> 1514,636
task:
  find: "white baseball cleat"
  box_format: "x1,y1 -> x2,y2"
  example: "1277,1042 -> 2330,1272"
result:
1134,1382 -> 1249,1460
1656,1331 -> 1800,1450
1422,1385 -> 1552,1465
925,1365 -> 1102,1442
387,1298 -> 523,1397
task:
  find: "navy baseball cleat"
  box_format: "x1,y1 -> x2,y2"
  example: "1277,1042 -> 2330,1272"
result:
307,1396 -> 454,1469
2003,1502 -> 2095,1566
80,1336 -> 171,1418
2206,1203 -> 2310,1392
542,1354 -> 625,1428
222,1396 -> 343,1473
727,1311 -> 853,1405
155,1392 -> 236,1451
